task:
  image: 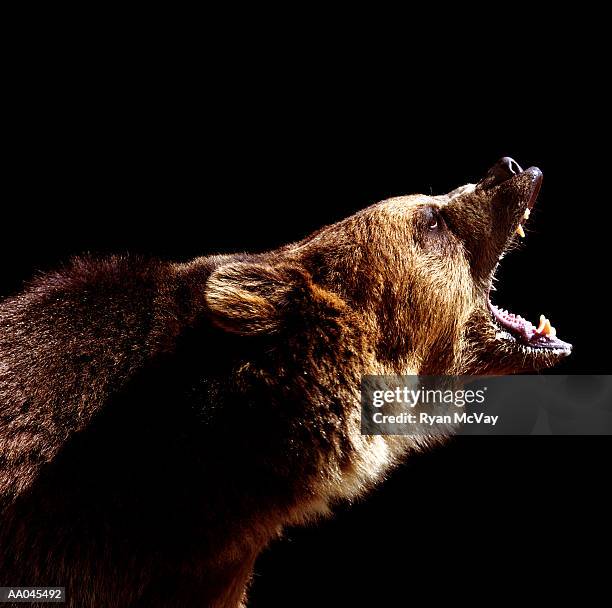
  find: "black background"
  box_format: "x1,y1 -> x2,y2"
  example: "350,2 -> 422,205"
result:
3,46 -> 609,605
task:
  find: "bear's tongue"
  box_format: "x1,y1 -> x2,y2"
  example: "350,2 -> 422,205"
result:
488,301 -> 556,342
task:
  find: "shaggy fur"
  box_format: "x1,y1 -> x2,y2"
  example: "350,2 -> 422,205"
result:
0,161 -> 569,607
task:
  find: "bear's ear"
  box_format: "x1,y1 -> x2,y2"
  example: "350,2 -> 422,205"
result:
204,261 -> 319,335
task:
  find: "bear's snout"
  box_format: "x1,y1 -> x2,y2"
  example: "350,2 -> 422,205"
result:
478,156 -> 524,190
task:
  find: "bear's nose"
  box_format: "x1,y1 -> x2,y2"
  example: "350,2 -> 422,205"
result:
479,157 -> 524,189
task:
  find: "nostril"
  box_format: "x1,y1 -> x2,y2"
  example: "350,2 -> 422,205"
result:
499,157 -> 523,176
479,157 -> 524,189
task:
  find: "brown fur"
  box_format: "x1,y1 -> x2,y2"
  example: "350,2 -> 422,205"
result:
0,162 -> 568,606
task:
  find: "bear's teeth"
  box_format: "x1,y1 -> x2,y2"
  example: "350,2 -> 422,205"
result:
516,224 -> 525,238
535,314 -> 554,336
523,208 -> 531,220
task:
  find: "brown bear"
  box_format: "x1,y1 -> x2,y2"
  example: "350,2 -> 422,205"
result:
0,158 -> 570,607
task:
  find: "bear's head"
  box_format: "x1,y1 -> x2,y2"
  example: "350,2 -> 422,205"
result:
204,158 -> 571,378
173,158 -> 575,534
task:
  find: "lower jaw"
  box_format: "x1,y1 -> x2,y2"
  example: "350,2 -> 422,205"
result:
487,300 -> 572,355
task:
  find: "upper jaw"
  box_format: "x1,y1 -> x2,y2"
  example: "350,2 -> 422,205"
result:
482,166 -> 543,255
443,164 -> 545,287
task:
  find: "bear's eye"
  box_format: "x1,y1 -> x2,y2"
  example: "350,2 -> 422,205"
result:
423,206 -> 443,231
415,206 -> 452,252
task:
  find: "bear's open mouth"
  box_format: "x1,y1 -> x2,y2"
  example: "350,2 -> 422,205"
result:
485,168 -> 571,355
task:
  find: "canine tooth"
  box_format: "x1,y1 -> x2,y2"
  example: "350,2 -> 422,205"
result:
523,208 -> 531,220
535,316 -> 553,336
516,224 -> 525,238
